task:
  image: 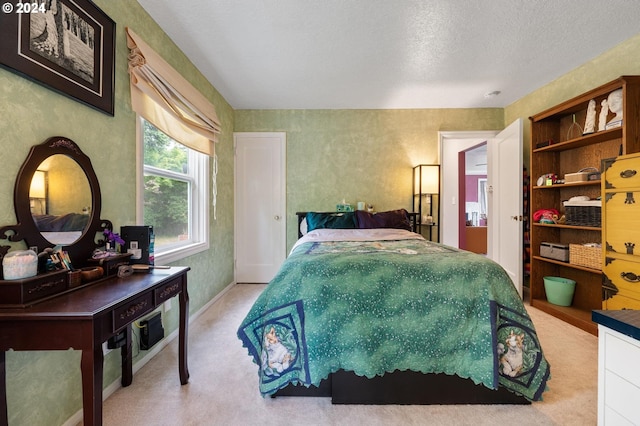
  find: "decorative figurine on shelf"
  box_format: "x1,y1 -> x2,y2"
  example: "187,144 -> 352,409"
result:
598,99 -> 609,132
605,89 -> 623,130
583,99 -> 596,134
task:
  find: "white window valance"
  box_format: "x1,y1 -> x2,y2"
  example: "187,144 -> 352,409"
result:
126,27 -> 221,156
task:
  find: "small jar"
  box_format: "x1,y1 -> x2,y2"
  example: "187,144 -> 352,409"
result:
2,249 -> 38,280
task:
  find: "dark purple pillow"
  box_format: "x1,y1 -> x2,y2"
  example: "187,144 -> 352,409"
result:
355,209 -> 411,230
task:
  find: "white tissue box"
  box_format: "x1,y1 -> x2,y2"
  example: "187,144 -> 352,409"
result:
2,250 -> 38,280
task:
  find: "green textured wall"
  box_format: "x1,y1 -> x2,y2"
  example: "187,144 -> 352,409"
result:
1,0 -> 639,423
0,1 -> 234,425
234,108 -> 503,250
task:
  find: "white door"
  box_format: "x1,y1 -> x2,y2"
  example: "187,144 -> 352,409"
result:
487,119 -> 523,296
234,132 -> 286,283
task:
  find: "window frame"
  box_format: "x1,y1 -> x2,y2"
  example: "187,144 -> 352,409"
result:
136,116 -> 209,264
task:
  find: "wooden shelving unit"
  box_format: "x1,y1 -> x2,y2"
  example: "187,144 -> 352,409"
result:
529,76 -> 640,335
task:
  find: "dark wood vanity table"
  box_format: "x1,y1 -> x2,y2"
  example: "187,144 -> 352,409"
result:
0,137 -> 193,425
0,266 -> 190,426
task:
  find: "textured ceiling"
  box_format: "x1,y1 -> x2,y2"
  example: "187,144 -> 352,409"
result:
137,0 -> 640,110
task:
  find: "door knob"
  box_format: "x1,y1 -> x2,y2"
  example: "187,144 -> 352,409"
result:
274,215 -> 281,221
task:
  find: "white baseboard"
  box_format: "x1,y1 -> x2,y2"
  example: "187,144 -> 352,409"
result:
63,280 -> 237,426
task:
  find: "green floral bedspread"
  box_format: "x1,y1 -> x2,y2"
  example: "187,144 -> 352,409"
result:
238,238 -> 550,400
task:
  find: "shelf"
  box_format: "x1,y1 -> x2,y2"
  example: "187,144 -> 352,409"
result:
530,76 -> 640,336
533,128 -> 622,153
532,180 -> 601,190
530,298 -> 598,335
532,255 -> 602,274
530,77 -> 640,122
532,223 -> 601,232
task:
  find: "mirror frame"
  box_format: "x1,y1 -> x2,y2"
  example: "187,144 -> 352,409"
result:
0,136 -> 111,266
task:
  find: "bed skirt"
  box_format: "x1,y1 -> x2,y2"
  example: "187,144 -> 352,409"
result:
273,370 -> 530,405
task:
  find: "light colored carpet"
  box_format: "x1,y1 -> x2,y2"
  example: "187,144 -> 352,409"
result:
101,284 -> 597,425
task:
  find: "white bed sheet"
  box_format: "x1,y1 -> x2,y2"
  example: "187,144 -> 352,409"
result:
41,231 -> 82,245
290,228 -> 424,254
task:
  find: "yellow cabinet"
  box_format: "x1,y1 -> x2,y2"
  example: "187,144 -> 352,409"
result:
603,152 -> 640,309
604,191 -> 640,255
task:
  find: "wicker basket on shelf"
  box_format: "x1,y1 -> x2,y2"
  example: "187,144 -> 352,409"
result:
569,244 -> 601,270
563,201 -> 601,227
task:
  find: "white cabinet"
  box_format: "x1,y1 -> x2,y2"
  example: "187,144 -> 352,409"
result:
597,324 -> 640,425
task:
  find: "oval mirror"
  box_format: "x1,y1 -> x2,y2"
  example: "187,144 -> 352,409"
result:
31,154 -> 93,245
0,136 -> 110,266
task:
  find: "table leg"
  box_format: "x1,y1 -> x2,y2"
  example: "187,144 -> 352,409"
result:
121,325 -> 133,387
179,288 -> 190,385
81,346 -> 103,426
1,351 -> 7,426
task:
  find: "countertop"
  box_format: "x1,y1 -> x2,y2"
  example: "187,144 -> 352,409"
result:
592,309 -> 640,341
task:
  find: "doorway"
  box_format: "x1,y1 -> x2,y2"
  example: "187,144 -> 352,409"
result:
461,143 -> 488,254
439,131 -> 497,249
439,121 -> 524,297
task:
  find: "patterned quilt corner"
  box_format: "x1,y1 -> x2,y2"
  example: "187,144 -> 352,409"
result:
237,300 -> 312,396
492,301 -> 551,401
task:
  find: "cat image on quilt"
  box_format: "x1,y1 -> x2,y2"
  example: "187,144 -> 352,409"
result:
498,330 -> 524,377
263,327 -> 294,374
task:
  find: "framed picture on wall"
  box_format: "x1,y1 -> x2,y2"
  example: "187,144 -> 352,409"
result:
0,0 -> 115,116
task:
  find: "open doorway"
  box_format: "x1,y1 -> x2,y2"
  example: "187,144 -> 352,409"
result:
460,143 -> 488,254
440,121 -> 524,297
439,131 -> 497,249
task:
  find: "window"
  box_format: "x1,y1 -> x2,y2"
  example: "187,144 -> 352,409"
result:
127,28 -> 221,263
139,118 -> 209,263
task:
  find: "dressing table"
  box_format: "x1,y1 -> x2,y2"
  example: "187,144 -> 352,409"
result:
0,137 -> 190,426
0,266 -> 190,426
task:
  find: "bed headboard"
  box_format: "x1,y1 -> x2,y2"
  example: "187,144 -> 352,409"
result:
295,211 -> 419,238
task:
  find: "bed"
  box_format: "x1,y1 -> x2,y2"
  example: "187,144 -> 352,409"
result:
33,213 -> 89,245
238,210 -> 550,404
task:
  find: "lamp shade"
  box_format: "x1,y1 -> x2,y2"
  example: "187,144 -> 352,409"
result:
30,170 -> 46,198
413,164 -> 440,195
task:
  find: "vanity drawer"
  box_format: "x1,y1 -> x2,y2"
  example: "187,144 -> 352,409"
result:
112,292 -> 153,332
155,277 -> 182,304
603,258 -> 640,302
604,154 -> 640,190
0,270 -> 68,307
604,191 -> 640,255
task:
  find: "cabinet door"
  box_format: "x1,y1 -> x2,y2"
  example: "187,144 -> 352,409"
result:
605,191 -> 640,255
605,155 -> 640,189
604,293 -> 640,310
603,257 -> 640,302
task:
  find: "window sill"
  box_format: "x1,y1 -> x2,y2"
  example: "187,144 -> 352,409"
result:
154,241 -> 209,265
